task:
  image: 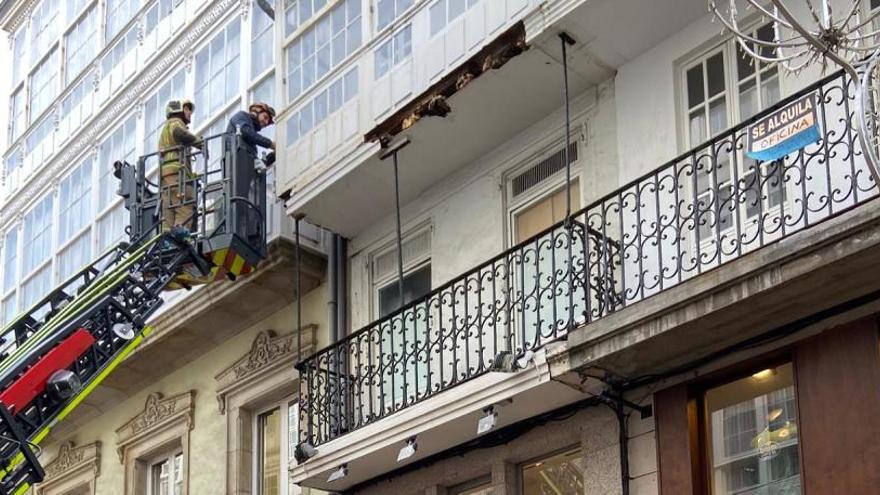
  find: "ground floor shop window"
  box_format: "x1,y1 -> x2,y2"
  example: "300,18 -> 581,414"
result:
521,448 -> 585,495
704,363 -> 800,495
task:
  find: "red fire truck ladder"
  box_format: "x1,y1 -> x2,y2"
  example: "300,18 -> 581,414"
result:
0,133 -> 269,494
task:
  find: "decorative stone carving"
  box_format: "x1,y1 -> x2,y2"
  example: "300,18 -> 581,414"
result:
216,325 -> 316,495
239,0 -> 250,19
134,100 -> 145,119
184,50 -> 195,73
5,0 -> 41,34
43,441 -> 100,479
215,325 -> 316,414
237,330 -> 292,379
0,0 -> 239,225
136,19 -> 145,44
116,390 -> 195,462
35,441 -> 100,495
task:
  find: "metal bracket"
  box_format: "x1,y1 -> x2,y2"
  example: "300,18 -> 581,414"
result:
598,390 -> 653,419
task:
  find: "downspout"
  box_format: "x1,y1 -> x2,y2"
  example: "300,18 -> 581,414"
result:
615,400 -> 630,495
328,233 -> 339,344
336,235 -> 348,336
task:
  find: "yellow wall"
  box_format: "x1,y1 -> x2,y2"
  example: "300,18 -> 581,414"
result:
37,281 -> 329,494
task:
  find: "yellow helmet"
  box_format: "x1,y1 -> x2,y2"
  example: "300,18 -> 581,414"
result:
166,99 -> 195,118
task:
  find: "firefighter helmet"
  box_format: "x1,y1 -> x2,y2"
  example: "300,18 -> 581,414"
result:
166,98 -> 195,118
249,102 -> 276,124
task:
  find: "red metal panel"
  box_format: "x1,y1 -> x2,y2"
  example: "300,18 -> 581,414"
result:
0,329 -> 95,414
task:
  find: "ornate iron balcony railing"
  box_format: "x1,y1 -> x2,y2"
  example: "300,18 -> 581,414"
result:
296,70 -> 876,446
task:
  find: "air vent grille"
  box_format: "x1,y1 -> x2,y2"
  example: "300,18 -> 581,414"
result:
512,142 -> 578,197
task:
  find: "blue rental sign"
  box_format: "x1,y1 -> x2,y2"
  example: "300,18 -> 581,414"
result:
746,93 -> 820,162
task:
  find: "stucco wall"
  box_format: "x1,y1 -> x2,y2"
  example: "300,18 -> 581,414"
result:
34,281 -> 329,494
614,5 -> 832,186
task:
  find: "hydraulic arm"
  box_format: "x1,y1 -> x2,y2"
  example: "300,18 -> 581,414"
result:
0,133 -> 268,494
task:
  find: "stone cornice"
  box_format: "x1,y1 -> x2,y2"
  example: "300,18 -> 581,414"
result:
41,440 -> 101,481
215,325 -> 316,413
1,0 -> 38,34
0,0 -> 235,226
116,390 -> 195,462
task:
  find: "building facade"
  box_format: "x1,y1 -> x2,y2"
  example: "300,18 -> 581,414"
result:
2,0 -> 880,493
276,0 -> 880,494
0,0 -> 332,493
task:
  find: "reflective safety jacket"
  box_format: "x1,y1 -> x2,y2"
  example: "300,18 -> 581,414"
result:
159,116 -> 203,176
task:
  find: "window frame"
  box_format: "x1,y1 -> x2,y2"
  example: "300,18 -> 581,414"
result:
429,0 -> 480,37
146,449 -> 184,495
28,47 -> 60,123
30,0 -> 61,68
505,141 -> 583,249
374,0 -> 414,32
193,16 -> 243,125
63,3 -> 99,86
373,23 -> 412,80
679,24 -> 787,243
686,358 -> 801,495
285,66 -> 358,146
251,397 -> 298,495
283,0 -> 362,105
370,226 -> 433,320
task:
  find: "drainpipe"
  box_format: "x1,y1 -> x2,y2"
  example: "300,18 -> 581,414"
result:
615,401 -> 630,495
336,235 -> 348,336
328,233 -> 339,344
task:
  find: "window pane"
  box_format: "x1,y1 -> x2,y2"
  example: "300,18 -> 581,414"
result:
430,0 -> 446,35
152,459 -> 170,495
3,229 -> 18,292
705,363 -> 800,495
378,264 -> 431,317
258,408 -> 281,495
521,449 -> 585,495
689,110 -> 706,146
739,79 -> 757,121
709,98 -> 727,136
449,0 -> 465,20
706,52 -> 726,97
22,195 -> 53,276
686,64 -> 705,107
736,42 -> 755,80
762,72 -> 781,108
251,4 -> 275,77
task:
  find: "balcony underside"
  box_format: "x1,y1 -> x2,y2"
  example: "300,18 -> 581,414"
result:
289,26 -> 609,238
291,349 -> 592,491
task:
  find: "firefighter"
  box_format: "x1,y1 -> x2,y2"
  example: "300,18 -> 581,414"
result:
227,102 -> 276,159
225,102 -> 276,241
159,98 -> 203,236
